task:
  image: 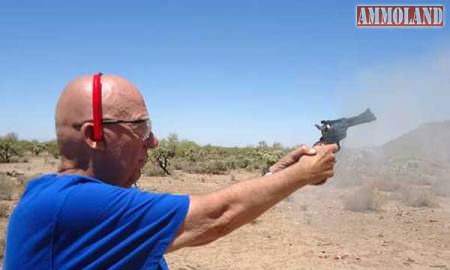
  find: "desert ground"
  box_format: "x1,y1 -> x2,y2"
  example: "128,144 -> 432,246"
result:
1,153 -> 449,270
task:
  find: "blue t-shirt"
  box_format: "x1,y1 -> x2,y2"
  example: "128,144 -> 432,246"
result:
4,174 -> 189,270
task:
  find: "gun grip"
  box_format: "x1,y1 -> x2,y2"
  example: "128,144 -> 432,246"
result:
313,140 -> 340,152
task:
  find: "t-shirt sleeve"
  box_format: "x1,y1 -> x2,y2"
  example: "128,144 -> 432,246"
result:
55,182 -> 190,268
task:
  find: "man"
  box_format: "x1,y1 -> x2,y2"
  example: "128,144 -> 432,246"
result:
4,74 -> 337,269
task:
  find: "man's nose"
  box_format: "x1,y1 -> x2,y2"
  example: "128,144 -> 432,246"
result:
147,134 -> 159,149
152,136 -> 159,148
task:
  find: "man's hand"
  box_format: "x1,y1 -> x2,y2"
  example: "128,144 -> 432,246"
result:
269,145 -> 317,174
289,144 -> 337,185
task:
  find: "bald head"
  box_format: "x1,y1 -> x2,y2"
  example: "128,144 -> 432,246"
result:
56,74 -> 148,129
55,74 -> 152,180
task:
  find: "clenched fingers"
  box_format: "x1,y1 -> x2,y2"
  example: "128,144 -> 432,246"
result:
290,145 -> 317,161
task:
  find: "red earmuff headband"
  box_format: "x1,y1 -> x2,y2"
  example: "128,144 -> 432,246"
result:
92,72 -> 103,141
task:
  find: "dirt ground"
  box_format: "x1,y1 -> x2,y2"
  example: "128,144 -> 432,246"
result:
1,157 -> 450,269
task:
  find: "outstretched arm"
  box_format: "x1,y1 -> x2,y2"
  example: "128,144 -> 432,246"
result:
167,144 -> 337,252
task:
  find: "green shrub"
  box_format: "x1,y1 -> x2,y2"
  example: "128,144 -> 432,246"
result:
0,202 -> 10,218
0,133 -> 24,163
0,237 -> 4,260
29,140 -> 47,156
0,173 -> 17,200
145,133 -> 289,175
183,160 -> 229,175
44,140 -> 60,158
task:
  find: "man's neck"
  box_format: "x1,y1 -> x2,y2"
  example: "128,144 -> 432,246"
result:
58,168 -> 89,176
58,158 -> 126,187
58,158 -> 92,177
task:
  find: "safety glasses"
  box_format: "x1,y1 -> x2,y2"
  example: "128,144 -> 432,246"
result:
102,118 -> 154,142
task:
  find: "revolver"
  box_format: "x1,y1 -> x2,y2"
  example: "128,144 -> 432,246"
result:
314,108 -> 376,151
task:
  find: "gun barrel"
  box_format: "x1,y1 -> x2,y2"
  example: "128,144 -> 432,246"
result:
345,109 -> 376,127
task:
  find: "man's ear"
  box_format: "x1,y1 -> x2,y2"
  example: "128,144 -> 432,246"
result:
80,123 -> 105,150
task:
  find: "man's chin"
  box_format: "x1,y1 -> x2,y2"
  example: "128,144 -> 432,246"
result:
124,179 -> 137,188
125,170 -> 141,188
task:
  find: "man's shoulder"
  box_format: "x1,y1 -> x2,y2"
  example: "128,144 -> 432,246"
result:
24,174 -> 133,209
27,173 -> 102,186
13,174 -> 105,219
24,173 -> 102,194
19,173 -> 189,227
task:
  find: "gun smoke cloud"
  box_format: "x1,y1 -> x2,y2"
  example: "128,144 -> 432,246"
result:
341,47 -> 450,148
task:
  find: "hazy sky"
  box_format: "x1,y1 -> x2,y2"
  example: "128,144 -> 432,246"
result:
1,0 -> 449,147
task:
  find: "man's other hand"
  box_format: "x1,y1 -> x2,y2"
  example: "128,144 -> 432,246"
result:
269,145 -> 317,174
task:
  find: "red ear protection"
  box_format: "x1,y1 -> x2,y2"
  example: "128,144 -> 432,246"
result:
92,73 -> 103,141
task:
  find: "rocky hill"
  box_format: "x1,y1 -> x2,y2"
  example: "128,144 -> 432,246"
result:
334,120 -> 450,188
381,120 -> 450,165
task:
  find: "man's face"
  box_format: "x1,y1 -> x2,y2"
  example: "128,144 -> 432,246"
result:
100,113 -> 158,188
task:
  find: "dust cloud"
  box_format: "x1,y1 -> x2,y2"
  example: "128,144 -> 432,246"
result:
340,48 -> 450,148
329,48 -> 450,209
